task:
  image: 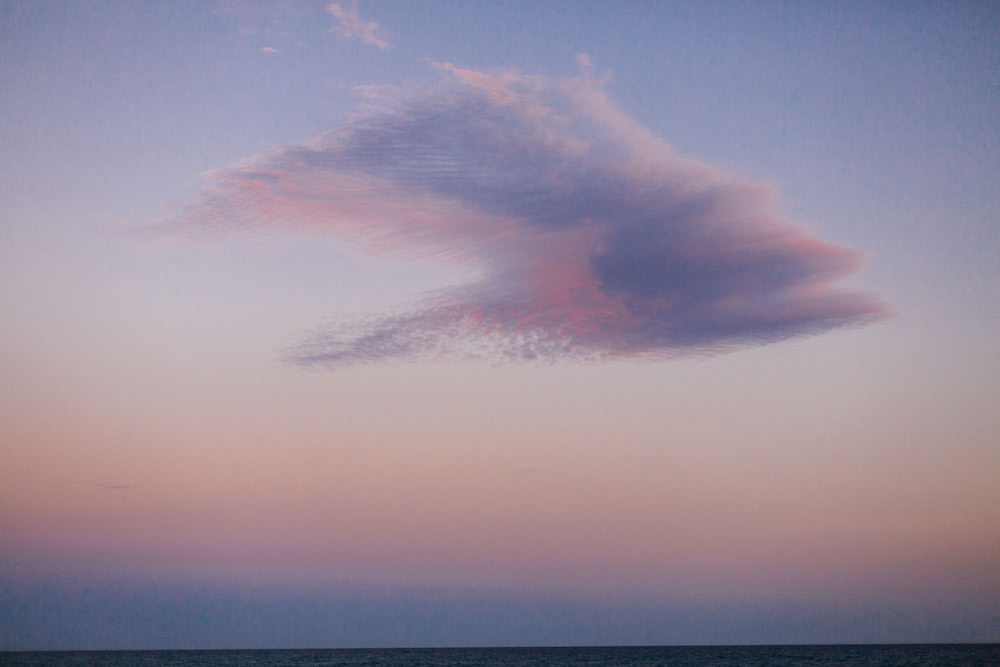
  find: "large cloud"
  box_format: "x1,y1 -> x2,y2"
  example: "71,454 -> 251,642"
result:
169,63 -> 888,367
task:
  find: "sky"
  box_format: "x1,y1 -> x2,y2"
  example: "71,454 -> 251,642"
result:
1,0 -> 999,650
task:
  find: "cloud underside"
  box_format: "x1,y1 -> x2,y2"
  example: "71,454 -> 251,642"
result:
171,65 -> 888,367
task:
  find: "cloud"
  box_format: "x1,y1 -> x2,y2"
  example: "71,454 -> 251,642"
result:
165,64 -> 889,367
327,2 -> 390,50
77,481 -> 131,490
259,46 -> 281,54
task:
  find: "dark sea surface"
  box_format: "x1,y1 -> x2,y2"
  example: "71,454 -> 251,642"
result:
2,645 -> 999,666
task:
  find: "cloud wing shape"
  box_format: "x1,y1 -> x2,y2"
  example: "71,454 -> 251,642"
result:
168,65 -> 889,367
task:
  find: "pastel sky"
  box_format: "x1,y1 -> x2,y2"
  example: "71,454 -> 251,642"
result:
2,0 -> 999,650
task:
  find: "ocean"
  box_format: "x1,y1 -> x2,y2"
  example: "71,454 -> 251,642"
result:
2,645 -> 999,666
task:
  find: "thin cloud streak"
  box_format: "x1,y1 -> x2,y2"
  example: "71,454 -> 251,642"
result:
76,481 -> 132,491
166,65 -> 889,367
327,2 -> 390,50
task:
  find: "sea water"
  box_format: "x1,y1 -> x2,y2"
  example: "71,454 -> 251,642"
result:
2,644 -> 999,666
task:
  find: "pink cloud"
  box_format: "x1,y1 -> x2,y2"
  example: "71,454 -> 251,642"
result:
164,65 -> 890,367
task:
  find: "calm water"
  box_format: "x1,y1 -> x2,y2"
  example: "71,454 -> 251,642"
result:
2,645 -> 999,666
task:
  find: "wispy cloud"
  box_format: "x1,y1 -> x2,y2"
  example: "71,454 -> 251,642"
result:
327,2 -> 390,50
259,46 -> 281,54
165,64 -> 889,367
77,481 -> 131,490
